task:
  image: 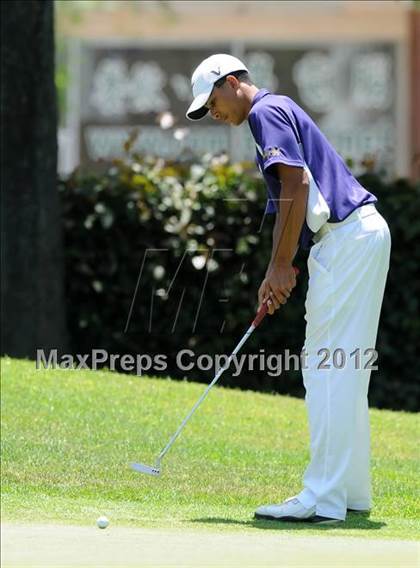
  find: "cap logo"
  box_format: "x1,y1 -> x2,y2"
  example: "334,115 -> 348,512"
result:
210,67 -> 221,76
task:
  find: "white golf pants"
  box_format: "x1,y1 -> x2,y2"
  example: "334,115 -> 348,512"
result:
297,204 -> 391,520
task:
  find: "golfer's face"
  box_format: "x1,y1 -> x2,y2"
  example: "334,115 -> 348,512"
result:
206,82 -> 241,126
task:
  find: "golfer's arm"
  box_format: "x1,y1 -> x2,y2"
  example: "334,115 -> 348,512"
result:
267,165 -> 309,271
266,215 -> 283,275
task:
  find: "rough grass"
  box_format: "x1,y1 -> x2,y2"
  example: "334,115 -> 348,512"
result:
1,357 -> 419,540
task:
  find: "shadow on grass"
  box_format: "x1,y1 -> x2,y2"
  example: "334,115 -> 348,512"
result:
188,512 -> 386,532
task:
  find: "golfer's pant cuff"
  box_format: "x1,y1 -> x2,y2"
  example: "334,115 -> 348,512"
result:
347,501 -> 371,510
297,489 -> 316,510
316,507 -> 346,521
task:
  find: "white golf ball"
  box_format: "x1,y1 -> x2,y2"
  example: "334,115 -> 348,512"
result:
96,516 -> 109,529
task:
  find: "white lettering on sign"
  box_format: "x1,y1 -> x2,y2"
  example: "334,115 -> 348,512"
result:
350,52 -> 393,110
84,126 -> 230,161
246,52 -> 278,92
320,115 -> 394,172
90,58 -> 169,116
90,58 -> 129,117
170,74 -> 192,102
292,52 -> 336,113
129,62 -> 169,113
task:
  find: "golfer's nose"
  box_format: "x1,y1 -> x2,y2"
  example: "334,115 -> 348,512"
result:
210,109 -> 221,121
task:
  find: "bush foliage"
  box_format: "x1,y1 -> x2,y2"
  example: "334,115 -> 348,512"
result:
59,149 -> 420,411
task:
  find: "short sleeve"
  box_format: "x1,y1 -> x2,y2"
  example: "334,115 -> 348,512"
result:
249,105 -> 304,172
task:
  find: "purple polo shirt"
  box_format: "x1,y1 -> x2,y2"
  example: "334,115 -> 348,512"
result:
247,89 -> 377,248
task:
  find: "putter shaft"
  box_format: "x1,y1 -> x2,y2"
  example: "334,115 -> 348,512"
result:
157,321 -> 257,462
132,266 -> 299,475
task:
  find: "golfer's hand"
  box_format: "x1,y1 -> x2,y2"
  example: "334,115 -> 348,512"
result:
258,264 -> 297,315
258,278 -> 272,313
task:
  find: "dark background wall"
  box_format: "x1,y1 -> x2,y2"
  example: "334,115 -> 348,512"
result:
1,0 -> 67,358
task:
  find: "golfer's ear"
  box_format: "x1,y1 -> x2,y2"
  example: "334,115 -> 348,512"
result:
226,75 -> 239,89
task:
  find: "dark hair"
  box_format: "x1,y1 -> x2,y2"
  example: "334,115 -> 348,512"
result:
214,70 -> 251,88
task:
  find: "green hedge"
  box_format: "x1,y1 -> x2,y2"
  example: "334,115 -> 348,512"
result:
59,151 -> 420,411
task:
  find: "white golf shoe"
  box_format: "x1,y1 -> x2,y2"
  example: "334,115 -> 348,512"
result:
254,496 -> 316,521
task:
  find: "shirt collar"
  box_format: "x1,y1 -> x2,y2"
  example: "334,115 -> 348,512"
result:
250,88 -> 271,108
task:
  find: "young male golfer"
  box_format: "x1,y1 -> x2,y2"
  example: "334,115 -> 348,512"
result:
186,54 -> 391,524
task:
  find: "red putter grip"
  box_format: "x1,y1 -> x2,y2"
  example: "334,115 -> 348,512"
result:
252,267 -> 300,328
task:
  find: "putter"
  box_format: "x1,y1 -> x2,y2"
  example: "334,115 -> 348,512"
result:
131,268 -> 299,476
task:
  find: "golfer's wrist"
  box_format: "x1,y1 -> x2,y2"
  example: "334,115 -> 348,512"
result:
272,259 -> 293,271
276,250 -> 296,265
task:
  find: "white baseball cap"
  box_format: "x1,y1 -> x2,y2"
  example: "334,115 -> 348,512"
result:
186,54 -> 249,121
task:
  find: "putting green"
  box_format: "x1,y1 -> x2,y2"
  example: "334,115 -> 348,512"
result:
2,523 -> 419,567
2,359 -> 419,542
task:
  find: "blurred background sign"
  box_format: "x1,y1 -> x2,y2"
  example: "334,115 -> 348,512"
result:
55,1 -> 418,179
78,44 -> 231,165
66,40 -> 398,175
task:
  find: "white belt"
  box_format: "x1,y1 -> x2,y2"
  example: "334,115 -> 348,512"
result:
313,204 -> 377,243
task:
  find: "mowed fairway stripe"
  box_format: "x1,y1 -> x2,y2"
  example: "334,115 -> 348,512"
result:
1,523 -> 419,568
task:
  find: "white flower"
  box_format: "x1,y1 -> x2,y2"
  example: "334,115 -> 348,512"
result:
153,266 -> 165,280
174,128 -> 190,141
192,255 -> 207,270
190,164 -> 205,180
158,111 -> 175,130
207,258 -> 218,272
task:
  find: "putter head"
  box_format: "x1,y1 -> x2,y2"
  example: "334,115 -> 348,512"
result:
131,462 -> 161,476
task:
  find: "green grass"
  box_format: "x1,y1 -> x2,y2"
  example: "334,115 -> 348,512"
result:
1,357 -> 419,540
